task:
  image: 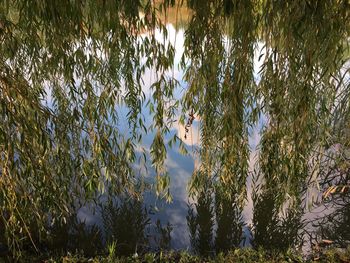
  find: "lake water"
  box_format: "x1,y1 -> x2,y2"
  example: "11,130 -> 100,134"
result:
2,2 -> 349,257
70,23 -> 268,250
41,22 -> 347,252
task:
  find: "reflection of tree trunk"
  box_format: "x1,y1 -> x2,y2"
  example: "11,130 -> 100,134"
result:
187,178 -> 214,256
253,189 -> 278,249
215,189 -> 243,253
102,196 -> 150,256
253,184 -> 303,251
196,190 -> 214,256
187,179 -> 245,255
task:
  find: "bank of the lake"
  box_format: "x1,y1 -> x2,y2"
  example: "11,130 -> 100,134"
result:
9,247 -> 350,263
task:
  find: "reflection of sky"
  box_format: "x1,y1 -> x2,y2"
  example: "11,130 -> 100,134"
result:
24,7 -> 349,249
41,23 -> 268,249
134,24 -> 199,246
71,24 -> 199,249
130,25 -> 267,247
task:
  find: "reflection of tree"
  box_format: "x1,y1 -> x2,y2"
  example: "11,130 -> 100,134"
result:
155,0 -> 191,29
184,0 -> 253,255
308,90 -> 350,249
102,196 -> 150,256
316,200 -> 350,248
101,193 -> 173,256
253,187 -> 303,251
310,148 -> 350,248
252,127 -> 306,252
187,178 -> 214,256
318,166 -> 350,247
187,175 -> 244,256
215,186 -> 244,253
0,1 -> 176,254
153,219 -> 173,251
49,215 -> 103,257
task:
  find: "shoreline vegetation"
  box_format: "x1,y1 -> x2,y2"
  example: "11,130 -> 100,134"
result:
6,248 -> 350,263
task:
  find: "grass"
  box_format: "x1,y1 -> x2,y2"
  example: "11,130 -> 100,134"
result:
5,247 -> 349,263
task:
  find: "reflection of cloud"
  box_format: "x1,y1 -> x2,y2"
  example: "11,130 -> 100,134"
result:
174,121 -> 200,146
165,144 -> 195,200
165,203 -> 191,249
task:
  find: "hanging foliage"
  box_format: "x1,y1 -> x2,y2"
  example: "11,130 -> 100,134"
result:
0,0 -> 349,257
